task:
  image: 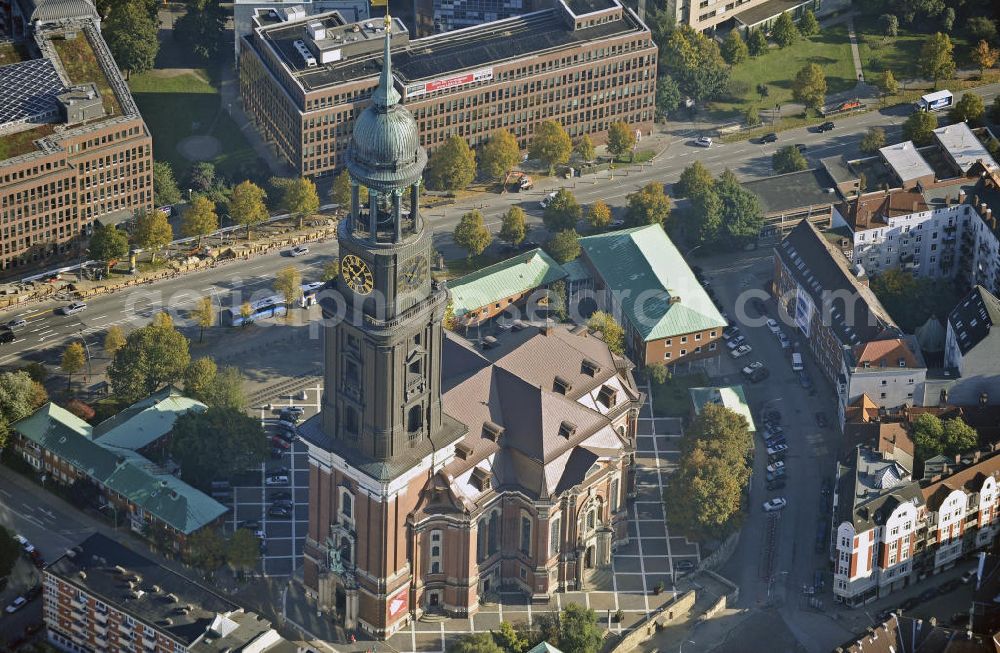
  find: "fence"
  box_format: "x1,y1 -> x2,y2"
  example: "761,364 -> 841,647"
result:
607,590 -> 697,653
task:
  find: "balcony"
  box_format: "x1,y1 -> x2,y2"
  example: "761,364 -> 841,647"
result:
95,611 -> 108,625
95,624 -> 107,636
71,596 -> 86,610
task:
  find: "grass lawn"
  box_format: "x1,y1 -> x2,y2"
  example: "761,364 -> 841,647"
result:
855,15 -> 972,83
708,26 -> 856,116
128,69 -> 257,181
650,371 -> 709,418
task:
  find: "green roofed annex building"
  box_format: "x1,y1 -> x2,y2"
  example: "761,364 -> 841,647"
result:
689,385 -> 756,433
448,248 -> 566,327
10,387 -> 227,545
575,224 -> 727,368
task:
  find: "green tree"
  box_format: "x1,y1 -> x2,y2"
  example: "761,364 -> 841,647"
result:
493,621 -> 528,653
0,526 -> 19,580
902,110 -> 938,145
559,604 -> 604,653
920,32 -> 956,84
189,162 -> 216,193
321,259 -> 340,282
103,0 -> 159,77
547,229 -> 580,264
771,11 -> 798,48
171,407 -> 266,488
942,418 -> 978,456
479,130 -> 521,183
204,366 -> 245,412
425,136 -> 477,191
869,269 -> 955,331
860,127 -> 887,154
453,210 -> 492,259
646,361 -> 669,384
500,207 -> 527,246
153,161 -> 182,206
972,40 -> 999,77
131,208 -> 173,263
574,134 -> 596,163
548,280 -> 568,322
949,92 -> 985,125
664,404 -> 752,538
229,181 -> 269,239
275,265 -> 302,314
798,9 -> 819,36
744,105 -> 761,127
543,189 -> 582,232
941,7 -> 955,32
661,25 -> 730,103
185,527 -> 226,571
529,120 -> 573,173
61,342 -> 86,389
690,187 -> 723,246
104,325 -> 126,357
878,14 -> 899,38
227,528 -> 261,577
588,200 -> 612,230
181,196 -> 218,242
877,69 -> 900,99
675,160 -> 714,199
448,633 -> 503,653
655,74 -> 682,120
587,311 -> 624,355
748,28 -> 768,56
108,319 -> 191,403
625,182 -> 671,227
772,145 -> 808,174
281,177 -> 320,229
174,0 -> 226,61
791,63 -> 827,109
89,224 -> 129,274
607,121 -> 636,161
331,169 -> 350,209
192,296 -> 214,342
715,169 -> 763,246
721,30 -> 749,65
968,17 -> 998,43
0,371 -> 46,450
184,357 -> 217,402
913,413 -> 945,462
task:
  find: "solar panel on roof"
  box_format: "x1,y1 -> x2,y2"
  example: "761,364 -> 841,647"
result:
0,58 -> 66,128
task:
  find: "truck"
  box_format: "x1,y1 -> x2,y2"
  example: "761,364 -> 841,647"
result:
791,352 -> 804,372
917,90 -> 953,112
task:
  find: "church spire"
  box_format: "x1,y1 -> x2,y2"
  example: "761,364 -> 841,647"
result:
373,13 -> 400,110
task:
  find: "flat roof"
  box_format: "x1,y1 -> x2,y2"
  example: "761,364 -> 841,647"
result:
820,155 -> 858,185
742,168 -> 838,216
261,6 -> 645,93
934,122 -> 998,173
879,141 -> 934,182
0,58 -> 64,128
734,0 -> 810,27
565,0 -> 617,14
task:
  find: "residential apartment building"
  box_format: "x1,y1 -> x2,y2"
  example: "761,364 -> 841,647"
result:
831,445 -> 1000,606
932,285 -> 1000,406
660,0 -> 842,35
44,533 -> 297,653
575,224 -> 727,368
0,4 -> 153,276
238,0 -> 656,177
773,220 -> 919,421
11,388 -> 227,546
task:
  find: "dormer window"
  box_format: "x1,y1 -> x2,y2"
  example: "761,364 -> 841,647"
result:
862,361 -> 871,368
597,384 -> 618,408
553,375 -> 572,394
898,358 -> 906,367
482,421 -> 504,441
581,358 -> 601,376
455,442 -> 474,460
558,421 -> 577,438
470,467 -> 491,491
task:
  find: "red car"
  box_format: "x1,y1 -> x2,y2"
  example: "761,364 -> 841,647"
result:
270,435 -> 290,450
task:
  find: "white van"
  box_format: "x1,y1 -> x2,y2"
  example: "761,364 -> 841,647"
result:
791,352 -> 804,372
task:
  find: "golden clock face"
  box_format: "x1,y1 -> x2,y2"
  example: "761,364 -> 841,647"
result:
399,255 -> 428,292
341,254 -> 373,295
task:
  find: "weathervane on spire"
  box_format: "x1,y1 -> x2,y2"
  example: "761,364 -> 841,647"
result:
372,9 -> 400,109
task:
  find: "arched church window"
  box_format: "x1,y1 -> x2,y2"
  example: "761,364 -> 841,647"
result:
488,511 -> 499,555
407,405 -> 423,433
340,537 -> 352,564
477,518 -> 488,562
344,406 -> 359,435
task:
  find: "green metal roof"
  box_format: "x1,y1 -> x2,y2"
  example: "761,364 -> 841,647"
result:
13,397 -> 226,534
689,385 -> 756,433
578,225 -> 726,341
93,386 -> 206,450
560,259 -> 591,283
448,248 -> 567,318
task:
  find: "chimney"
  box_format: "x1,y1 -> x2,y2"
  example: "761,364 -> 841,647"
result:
541,319 -> 554,336
913,200 -> 919,211
959,189 -> 966,203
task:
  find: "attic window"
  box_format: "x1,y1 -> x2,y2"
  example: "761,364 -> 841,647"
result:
898,358 -> 906,367
862,361 -> 871,368
597,385 -> 618,409
455,442 -> 474,460
553,375 -> 573,394
482,421 -> 504,441
558,421 -> 577,438
581,358 -> 601,376
470,467 -> 491,491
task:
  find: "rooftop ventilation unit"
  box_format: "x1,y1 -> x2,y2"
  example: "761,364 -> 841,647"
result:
293,40 -> 317,67
307,21 -> 325,40
281,5 -> 306,21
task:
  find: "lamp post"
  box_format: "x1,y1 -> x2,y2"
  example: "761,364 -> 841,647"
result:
77,329 -> 93,380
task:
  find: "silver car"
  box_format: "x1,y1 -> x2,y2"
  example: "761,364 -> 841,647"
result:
57,302 -> 87,316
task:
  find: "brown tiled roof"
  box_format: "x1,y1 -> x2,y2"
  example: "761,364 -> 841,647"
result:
838,190 -> 930,231
846,394 -> 880,423
852,338 -> 921,369
877,423 -> 913,458
921,451 -> 1000,509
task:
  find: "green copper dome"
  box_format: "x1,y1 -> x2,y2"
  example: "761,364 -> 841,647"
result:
346,15 -> 427,191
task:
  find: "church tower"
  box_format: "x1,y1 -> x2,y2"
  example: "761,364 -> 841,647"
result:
320,13 -> 451,465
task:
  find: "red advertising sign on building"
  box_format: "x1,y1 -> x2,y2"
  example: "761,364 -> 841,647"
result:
406,68 -> 493,98
386,585 -> 409,622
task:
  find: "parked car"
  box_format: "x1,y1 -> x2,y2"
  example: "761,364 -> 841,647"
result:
767,443 -> 789,457
741,361 -> 764,377
609,219 -> 626,229
539,191 -> 558,209
766,460 -> 785,474
765,437 -> 787,449
270,435 -> 291,450
56,302 -> 87,316
674,560 -> 696,572
765,318 -> 781,334
269,491 -> 292,502
778,332 -> 791,349
238,520 -> 260,530
799,372 -> 814,391
764,410 -> 782,424
723,326 -> 740,341
6,319 -> 27,330
265,474 -> 289,486
749,367 -> 770,383
918,587 -> 940,602
760,132 -> 778,143
14,535 -> 34,555
268,505 -> 292,518
766,468 -> 786,482
0,330 -> 13,345
5,596 -> 27,614
695,136 -> 713,147
817,121 -> 836,132
795,144 -> 807,153
287,245 -> 309,257
730,344 -> 752,358
762,498 -> 787,512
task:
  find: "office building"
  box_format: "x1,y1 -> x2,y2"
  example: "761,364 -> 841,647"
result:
233,0 -> 370,63
660,0 -> 845,35
44,533 -> 297,653
238,0 -> 656,177
0,0 -> 153,276
297,21 -> 641,637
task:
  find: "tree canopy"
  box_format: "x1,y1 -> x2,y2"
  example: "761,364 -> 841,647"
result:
772,145 -> 808,174
675,160 -> 714,199
660,24 -> 729,103
912,413 -> 978,464
174,0 -> 226,61
229,181 -> 269,239
0,526 -> 19,580
607,121 -> 636,161
529,120 -> 573,172
453,210 -> 492,259
226,528 -> 261,575
574,134 -> 596,163
798,9 -> 819,36
587,311 -> 624,355
721,30 -> 749,65
791,63 -> 827,109
655,74 -> 683,119
902,110 -> 938,145
771,11 -> 798,48
543,189 -> 582,232
131,209 -> 173,262
860,127 -> 887,154
104,325 -> 126,357
448,633 -> 503,653
171,407 -> 267,488
89,224 -> 129,270
275,266 -> 303,311
920,32 -> 956,83
192,296 -> 215,342
479,130 -> 521,182
0,371 -> 46,449
625,183 -> 670,227
426,136 -> 477,191
281,177 -> 320,225
557,604 -> 604,653
869,269 -> 956,332
103,0 -> 159,76
62,342 -> 86,388
153,161 -> 182,206
971,40 -> 999,76
748,28 -> 768,56
546,229 -> 581,264
331,170 -> 367,210
949,93 -> 985,125
500,207 -> 527,245
181,196 -> 219,239
108,317 -> 191,403
588,200 -> 612,230
186,527 -> 226,571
